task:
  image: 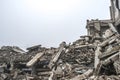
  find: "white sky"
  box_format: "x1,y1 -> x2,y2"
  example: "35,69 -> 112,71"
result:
0,0 -> 110,48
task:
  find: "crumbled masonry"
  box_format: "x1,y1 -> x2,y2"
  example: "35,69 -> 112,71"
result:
1,0 -> 120,80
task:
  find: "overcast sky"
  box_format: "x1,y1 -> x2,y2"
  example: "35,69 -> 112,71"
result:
0,0 -> 110,49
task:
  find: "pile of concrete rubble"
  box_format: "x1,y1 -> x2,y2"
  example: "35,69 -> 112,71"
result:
1,0 -> 120,79
0,21 -> 120,80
